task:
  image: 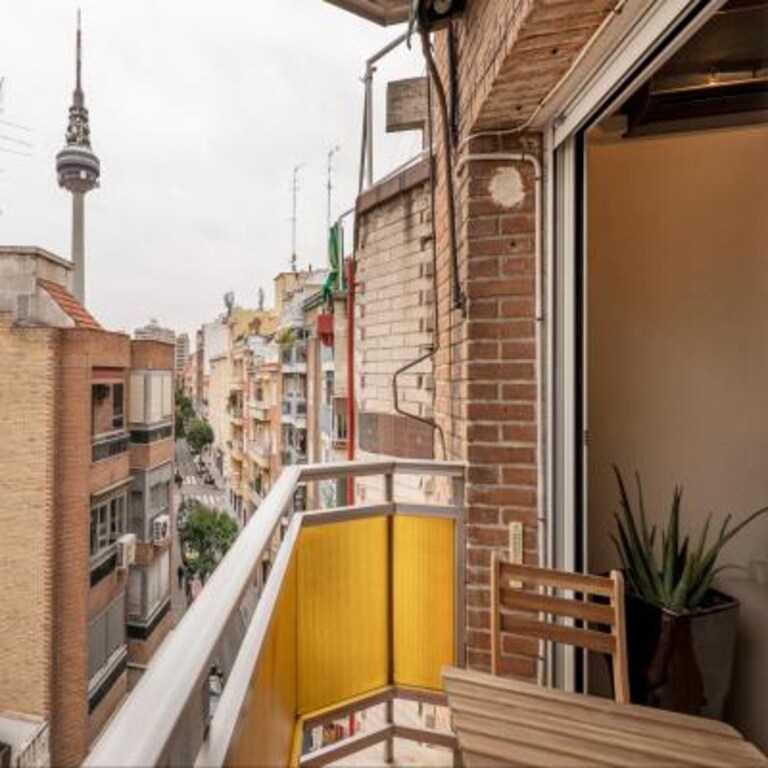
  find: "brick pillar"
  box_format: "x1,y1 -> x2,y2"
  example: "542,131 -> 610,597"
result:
434,132 -> 543,674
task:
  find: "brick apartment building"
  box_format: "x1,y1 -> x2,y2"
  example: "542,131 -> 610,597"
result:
0,247 -> 174,766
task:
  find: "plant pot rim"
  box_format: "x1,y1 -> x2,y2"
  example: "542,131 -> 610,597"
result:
627,588 -> 739,618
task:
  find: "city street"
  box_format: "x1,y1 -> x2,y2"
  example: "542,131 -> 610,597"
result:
171,438 -> 230,625
175,439 -> 228,512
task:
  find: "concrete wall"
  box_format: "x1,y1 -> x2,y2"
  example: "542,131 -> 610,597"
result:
208,356 -> 230,474
0,317 -> 56,719
587,124 -> 768,742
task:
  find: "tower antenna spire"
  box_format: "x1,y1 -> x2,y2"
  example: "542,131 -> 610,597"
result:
75,9 -> 83,102
56,8 -> 100,302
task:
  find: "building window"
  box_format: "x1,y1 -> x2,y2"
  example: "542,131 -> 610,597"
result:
90,493 -> 127,557
324,371 -> 334,406
149,481 -> 170,514
88,593 -> 127,686
335,411 -> 348,441
129,371 -> 173,426
92,382 -> 125,436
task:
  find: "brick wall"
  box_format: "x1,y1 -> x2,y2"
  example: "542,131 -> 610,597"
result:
425,0 -> 617,673
130,339 -> 174,371
129,439 -> 174,471
355,159 -> 436,457
0,316 -> 55,718
54,328 -> 131,766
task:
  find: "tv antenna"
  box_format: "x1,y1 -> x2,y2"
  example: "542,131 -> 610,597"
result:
0,77 -> 33,158
326,145 -> 340,232
291,164 -> 303,273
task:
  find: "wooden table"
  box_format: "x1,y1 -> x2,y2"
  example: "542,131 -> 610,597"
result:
443,667 -> 768,767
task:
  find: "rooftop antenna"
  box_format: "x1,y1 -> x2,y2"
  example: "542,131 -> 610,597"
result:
326,145 -> 340,232
291,163 -> 303,273
257,287 -> 265,312
0,77 -> 33,158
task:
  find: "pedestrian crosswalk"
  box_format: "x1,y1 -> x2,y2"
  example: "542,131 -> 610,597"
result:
183,475 -> 197,485
196,494 -> 222,508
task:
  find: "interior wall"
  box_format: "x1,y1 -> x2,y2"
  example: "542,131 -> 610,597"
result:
586,123 -> 768,740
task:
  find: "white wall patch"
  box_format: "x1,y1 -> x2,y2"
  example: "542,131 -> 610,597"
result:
488,166 -> 525,209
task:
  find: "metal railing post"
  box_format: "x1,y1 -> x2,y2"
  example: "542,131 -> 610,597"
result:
452,471 -> 467,668
384,471 -> 395,764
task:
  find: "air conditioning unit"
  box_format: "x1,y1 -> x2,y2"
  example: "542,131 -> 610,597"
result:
117,533 -> 137,569
152,514 -> 171,546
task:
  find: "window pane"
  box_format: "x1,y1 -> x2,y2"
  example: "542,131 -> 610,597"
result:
129,373 -> 146,423
148,376 -> 162,423
161,374 -> 173,418
106,594 -> 126,657
88,612 -> 107,681
92,384 -> 112,436
113,384 -> 124,429
90,510 -> 99,555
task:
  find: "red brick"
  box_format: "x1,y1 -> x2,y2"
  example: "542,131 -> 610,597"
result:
499,298 -> 535,318
501,466 -> 537,486
466,277 -> 534,299
466,403 -> 534,422
501,424 -> 537,442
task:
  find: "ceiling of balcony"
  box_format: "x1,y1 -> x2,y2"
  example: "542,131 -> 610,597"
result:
323,0 -> 410,25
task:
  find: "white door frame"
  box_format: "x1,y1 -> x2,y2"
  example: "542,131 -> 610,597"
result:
545,0 -> 727,692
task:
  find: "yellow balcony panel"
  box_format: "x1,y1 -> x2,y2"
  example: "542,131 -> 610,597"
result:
229,557 -> 297,768
394,515 -> 455,690
297,517 -> 388,715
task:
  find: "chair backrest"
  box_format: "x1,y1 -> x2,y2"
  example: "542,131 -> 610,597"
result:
490,555 -> 629,703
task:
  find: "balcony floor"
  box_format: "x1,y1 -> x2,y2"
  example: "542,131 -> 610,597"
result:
328,701 -> 453,767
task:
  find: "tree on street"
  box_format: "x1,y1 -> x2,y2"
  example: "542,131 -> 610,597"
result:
180,501 -> 238,581
175,388 -> 195,437
186,418 -> 214,453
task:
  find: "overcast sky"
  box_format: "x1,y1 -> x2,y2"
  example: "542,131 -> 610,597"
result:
0,0 -> 423,339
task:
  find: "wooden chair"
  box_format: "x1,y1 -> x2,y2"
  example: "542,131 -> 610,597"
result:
490,554 -> 629,703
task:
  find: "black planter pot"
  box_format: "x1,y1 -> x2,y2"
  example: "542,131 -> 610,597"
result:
625,590 -> 739,718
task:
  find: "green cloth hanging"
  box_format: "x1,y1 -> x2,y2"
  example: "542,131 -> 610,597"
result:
322,223 -> 344,303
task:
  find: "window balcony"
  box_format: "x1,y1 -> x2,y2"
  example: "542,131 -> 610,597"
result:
247,438 -> 272,469
281,345 -> 308,374
281,446 -> 307,466
251,406 -> 270,423
282,397 -> 307,427
86,460 -> 465,768
92,431 -> 129,463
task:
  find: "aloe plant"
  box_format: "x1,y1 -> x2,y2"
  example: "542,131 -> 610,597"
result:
611,466 -> 768,614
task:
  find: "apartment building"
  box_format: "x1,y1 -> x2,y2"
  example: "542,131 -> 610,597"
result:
242,327 -> 279,522
0,247 -> 173,766
133,318 -> 174,345
174,332 -> 190,376
126,342 -> 175,669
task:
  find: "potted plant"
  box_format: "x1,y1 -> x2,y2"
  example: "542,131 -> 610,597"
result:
611,466 -> 768,718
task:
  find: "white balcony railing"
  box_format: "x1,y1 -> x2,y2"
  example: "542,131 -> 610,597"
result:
85,460 -> 465,768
